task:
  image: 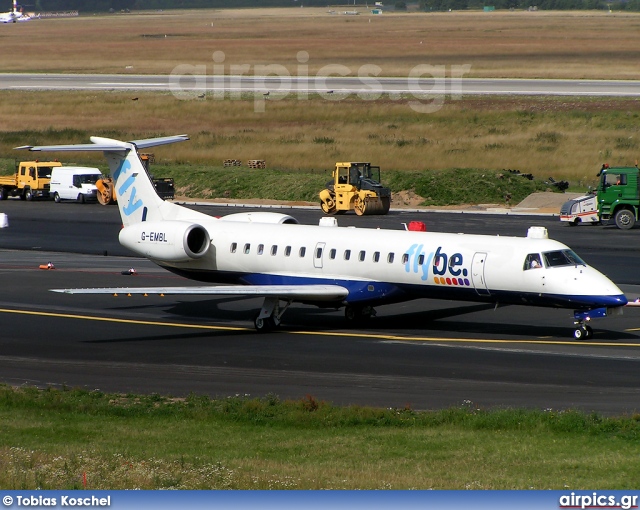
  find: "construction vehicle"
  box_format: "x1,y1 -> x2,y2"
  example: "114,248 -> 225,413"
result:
319,162 -> 391,216
96,153 -> 174,205
0,160 -> 62,201
560,164 -> 640,229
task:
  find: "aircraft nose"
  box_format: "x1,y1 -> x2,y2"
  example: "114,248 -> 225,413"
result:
601,294 -> 628,307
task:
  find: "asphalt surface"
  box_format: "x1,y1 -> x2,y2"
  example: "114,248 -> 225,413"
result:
2,73 -> 640,97
2,199 -> 640,414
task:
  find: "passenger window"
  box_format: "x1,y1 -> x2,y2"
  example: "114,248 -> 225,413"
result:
373,251 -> 380,262
257,244 -> 264,255
388,253 -> 394,263
230,242 -> 237,254
299,247 -> 306,257
524,253 -> 543,270
271,245 -> 277,256
330,249 -> 336,259
418,254 -> 424,265
344,249 -> 351,261
244,243 -> 250,254
316,247 -> 322,258
359,250 -> 365,262
285,246 -> 291,257
402,253 -> 409,264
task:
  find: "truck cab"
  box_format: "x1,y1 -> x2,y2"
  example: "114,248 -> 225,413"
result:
597,166 -> 639,229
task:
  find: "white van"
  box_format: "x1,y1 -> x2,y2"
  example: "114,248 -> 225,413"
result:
50,167 -> 102,203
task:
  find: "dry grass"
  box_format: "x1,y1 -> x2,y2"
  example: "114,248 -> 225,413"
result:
1,9 -> 640,78
1,91 -> 639,186
1,9 -> 639,188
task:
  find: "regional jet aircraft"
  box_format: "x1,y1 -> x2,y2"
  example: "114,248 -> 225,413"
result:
0,1 -> 30,22
17,135 -> 627,339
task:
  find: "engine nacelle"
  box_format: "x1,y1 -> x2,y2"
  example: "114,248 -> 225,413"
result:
119,221 -> 210,262
219,212 -> 299,224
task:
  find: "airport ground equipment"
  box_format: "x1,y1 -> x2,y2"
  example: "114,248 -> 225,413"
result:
560,165 -> 640,229
96,153 -> 174,205
319,162 -> 391,216
0,160 -> 62,200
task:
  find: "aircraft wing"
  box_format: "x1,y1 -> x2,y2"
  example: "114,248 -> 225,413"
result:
51,284 -> 349,301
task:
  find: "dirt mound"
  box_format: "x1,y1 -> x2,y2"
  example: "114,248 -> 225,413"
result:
514,192 -> 582,213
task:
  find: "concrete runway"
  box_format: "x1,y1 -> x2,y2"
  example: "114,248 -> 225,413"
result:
2,200 -> 640,414
1,73 -> 640,97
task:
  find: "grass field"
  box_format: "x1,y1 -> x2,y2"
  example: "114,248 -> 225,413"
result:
1,9 -> 640,79
0,92 -> 638,203
1,9 -> 640,489
2,385 -> 640,490
1,9 -> 640,200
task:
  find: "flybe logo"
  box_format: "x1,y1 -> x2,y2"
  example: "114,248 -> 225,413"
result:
113,157 -> 143,216
404,244 -> 471,286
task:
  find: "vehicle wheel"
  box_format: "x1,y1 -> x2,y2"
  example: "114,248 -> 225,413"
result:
354,197 -> 366,216
381,196 -> 391,214
344,305 -> 372,323
615,209 -> 635,230
574,326 -> 592,340
53,192 -> 61,203
77,193 -> 85,204
569,218 -> 579,227
24,189 -> 33,201
320,199 -> 337,215
0,187 -> 6,200
254,315 -> 275,333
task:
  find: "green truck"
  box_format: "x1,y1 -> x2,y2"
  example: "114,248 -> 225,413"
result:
560,165 -> 640,229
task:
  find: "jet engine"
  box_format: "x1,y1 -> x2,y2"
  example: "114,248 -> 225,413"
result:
119,221 -> 210,262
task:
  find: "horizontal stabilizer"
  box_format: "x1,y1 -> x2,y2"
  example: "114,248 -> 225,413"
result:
51,284 -> 349,302
15,143 -> 125,152
130,134 -> 190,149
15,134 -> 189,152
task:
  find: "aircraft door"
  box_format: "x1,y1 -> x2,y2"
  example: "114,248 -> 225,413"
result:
314,242 -> 326,269
471,252 -> 490,296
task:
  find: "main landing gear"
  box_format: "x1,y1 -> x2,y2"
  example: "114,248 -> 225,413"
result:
252,301 -> 377,332
253,297 -> 292,333
344,305 -> 376,323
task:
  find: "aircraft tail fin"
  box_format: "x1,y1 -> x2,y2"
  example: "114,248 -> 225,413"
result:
16,135 -> 189,227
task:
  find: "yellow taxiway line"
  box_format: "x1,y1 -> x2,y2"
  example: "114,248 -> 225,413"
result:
1,307 -> 640,348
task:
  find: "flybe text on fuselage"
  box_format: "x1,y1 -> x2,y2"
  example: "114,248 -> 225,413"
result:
403,243 -> 469,285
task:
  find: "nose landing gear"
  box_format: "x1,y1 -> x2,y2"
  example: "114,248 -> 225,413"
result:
573,307 -> 609,340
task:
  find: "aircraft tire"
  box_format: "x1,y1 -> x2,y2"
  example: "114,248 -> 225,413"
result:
574,325 -> 592,340
254,315 -> 276,333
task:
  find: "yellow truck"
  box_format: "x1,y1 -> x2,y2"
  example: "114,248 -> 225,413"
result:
319,162 -> 391,215
0,160 -> 62,201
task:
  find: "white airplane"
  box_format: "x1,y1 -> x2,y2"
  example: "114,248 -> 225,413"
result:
0,0 -> 29,22
18,135 -> 627,340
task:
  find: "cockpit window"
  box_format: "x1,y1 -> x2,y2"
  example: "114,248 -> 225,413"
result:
542,249 -> 585,268
524,253 -> 543,270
